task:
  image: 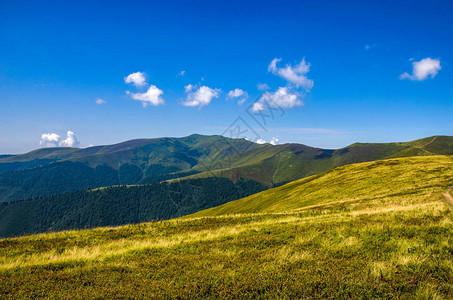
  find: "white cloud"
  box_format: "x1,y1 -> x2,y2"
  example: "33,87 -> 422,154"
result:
252,102 -> 265,112
399,57 -> 441,81
227,88 -> 248,105
268,58 -> 314,90
184,84 -> 194,93
95,98 -> 106,105
257,83 -> 270,91
127,85 -> 165,107
40,131 -> 80,148
252,87 -> 302,112
40,133 -> 61,147
256,138 -> 266,144
268,58 -> 282,73
227,88 -> 246,99
182,85 -> 220,108
270,137 -> 279,145
124,71 -> 147,87
59,131 -> 79,147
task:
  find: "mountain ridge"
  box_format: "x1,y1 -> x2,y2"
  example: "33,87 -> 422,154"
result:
0,134 -> 452,202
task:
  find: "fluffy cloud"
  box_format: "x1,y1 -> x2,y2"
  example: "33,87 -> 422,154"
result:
40,131 -> 80,147
255,138 -> 279,145
127,85 -> 165,107
268,58 -> 281,73
40,133 -> 61,147
270,137 -> 279,145
400,57 -> 441,81
182,85 -> 221,108
124,72 -> 147,87
59,131 -> 79,147
227,88 -> 248,105
95,98 -> 106,105
227,88 -> 246,99
257,83 -> 270,91
268,58 -> 314,90
252,87 -> 302,112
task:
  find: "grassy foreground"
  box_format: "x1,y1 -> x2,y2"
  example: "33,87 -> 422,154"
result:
1,156 -> 453,299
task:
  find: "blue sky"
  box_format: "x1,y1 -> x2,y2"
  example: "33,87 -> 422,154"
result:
1,0 -> 452,153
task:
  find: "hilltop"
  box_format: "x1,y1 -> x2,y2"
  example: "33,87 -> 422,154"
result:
1,155 -> 452,298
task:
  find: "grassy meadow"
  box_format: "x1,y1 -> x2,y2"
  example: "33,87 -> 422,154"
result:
0,156 -> 453,299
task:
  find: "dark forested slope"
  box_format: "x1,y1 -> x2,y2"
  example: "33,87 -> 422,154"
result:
0,177 -> 265,237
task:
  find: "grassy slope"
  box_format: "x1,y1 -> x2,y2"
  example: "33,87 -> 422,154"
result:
189,155 -> 453,217
0,156 -> 452,298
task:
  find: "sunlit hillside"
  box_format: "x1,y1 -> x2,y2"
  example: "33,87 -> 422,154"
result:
0,156 -> 452,298
190,155 -> 453,216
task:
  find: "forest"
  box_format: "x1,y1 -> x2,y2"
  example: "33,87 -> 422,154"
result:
0,177 -> 266,238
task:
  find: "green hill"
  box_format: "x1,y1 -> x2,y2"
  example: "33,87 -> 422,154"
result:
175,135 -> 453,186
190,155 -> 453,217
0,134 -> 452,203
0,134 -> 262,171
0,134 -> 264,202
1,155 -> 452,298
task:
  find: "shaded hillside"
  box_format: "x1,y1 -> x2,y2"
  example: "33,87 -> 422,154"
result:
1,156 -> 452,298
0,177 -> 265,238
0,162 -> 120,202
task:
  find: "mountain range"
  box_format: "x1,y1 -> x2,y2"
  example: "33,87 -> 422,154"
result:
1,134 -> 453,203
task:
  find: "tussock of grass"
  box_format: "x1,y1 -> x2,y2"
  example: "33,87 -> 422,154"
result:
0,156 -> 452,298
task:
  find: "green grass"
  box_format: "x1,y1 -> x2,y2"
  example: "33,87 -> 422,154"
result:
0,155 -> 453,298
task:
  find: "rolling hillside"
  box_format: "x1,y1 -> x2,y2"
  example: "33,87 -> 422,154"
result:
179,135 -> 453,185
0,156 -> 452,298
0,134 -> 264,202
0,134 -> 452,202
190,155 -> 453,217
